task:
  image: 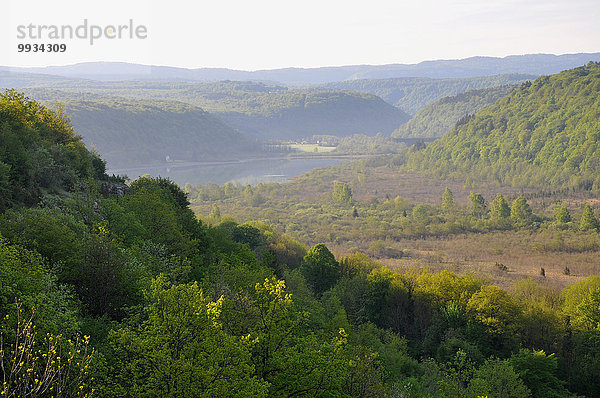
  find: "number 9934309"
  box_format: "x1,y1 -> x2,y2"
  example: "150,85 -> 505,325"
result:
17,43 -> 67,53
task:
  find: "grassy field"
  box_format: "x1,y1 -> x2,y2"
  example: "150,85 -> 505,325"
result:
289,143 -> 337,153
190,157 -> 600,289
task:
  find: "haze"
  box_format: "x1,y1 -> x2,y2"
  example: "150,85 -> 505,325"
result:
2,0 -> 599,69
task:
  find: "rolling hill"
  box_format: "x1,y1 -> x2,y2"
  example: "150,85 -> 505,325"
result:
2,78 -> 410,141
317,74 -> 534,115
392,85 -> 518,138
23,89 -> 263,168
405,62 -> 600,191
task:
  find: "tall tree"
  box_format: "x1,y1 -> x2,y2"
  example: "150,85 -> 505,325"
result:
490,193 -> 511,220
300,244 -> 340,297
580,203 -> 599,231
468,192 -> 487,217
441,187 -> 455,213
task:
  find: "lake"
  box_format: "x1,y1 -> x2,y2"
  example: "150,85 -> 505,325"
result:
107,157 -> 346,186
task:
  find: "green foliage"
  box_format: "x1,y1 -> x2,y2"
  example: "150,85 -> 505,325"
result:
555,205 -> 571,223
123,177 -> 206,258
441,187 -> 455,213
393,85 -> 519,138
579,203 -> 599,231
109,277 -> 267,397
468,192 -> 487,217
301,244 -> 341,297
249,278 -> 350,397
76,228 -> 144,318
468,358 -> 531,398
332,181 -> 353,205
0,207 -> 86,283
509,349 -> 570,398
406,63 -> 600,191
568,330 -> 600,397
466,285 -> 522,354
0,302 -> 94,398
322,74 -> 534,115
490,193 -> 511,220
511,196 -> 533,225
334,133 -> 406,154
412,203 -> 430,224
0,89 -> 105,209
0,237 -> 79,336
562,276 -> 600,330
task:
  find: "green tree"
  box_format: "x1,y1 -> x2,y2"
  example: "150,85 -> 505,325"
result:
0,161 -> 10,212
209,203 -> 221,221
555,205 -> 571,223
468,192 -> 487,217
490,193 -> 511,220
109,277 -> 267,397
569,330 -> 600,397
562,276 -> 600,330
511,196 -> 533,224
509,349 -> 569,398
466,285 -> 522,354
412,204 -> 429,225
332,182 -> 353,205
468,358 -> 531,398
579,203 -> 599,231
300,244 -> 340,297
441,187 -> 455,213
254,279 -> 349,396
123,177 -> 204,258
0,237 -> 79,336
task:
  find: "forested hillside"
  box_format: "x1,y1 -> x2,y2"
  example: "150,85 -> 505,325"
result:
215,90 -> 409,139
2,76 -> 410,141
406,62 -> 600,190
392,85 -> 518,138
317,74 -> 534,114
25,89 -> 263,167
3,90 -> 600,397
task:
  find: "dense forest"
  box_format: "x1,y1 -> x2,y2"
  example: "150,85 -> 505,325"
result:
25,89 -> 263,167
316,74 -> 533,115
392,85 -> 518,138
405,62 -> 600,191
2,77 -> 410,141
2,67 -> 600,397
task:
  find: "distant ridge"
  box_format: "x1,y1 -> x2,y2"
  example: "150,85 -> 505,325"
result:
406,62 -> 600,190
2,53 -> 599,84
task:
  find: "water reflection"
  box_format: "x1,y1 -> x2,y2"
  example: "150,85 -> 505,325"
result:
107,157 -> 345,186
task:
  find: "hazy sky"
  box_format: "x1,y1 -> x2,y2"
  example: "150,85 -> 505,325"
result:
2,0 -> 599,69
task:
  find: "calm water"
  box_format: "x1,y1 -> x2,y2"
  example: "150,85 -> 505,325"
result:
107,157 -> 345,186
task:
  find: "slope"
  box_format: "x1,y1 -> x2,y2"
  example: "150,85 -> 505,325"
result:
392,85 -> 518,138
24,89 -> 263,168
5,79 -> 410,141
318,74 -> 535,115
405,62 -> 600,191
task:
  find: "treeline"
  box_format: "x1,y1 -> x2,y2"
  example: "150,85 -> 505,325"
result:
25,89 -> 264,167
334,134 -> 407,155
190,178 -> 600,256
392,85 -> 518,138
317,74 -> 534,115
17,81 -> 409,141
405,62 -> 600,192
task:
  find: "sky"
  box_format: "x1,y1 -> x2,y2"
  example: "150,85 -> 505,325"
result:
1,0 -> 599,70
